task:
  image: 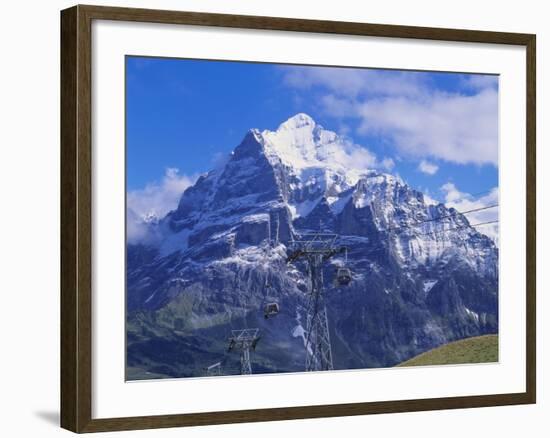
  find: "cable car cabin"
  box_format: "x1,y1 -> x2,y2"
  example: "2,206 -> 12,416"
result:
335,267 -> 352,286
227,339 -> 235,352
264,302 -> 280,319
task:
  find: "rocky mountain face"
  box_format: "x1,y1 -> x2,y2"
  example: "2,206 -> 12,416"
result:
126,114 -> 498,379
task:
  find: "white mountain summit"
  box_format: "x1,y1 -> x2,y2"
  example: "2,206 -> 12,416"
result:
257,113 -> 378,189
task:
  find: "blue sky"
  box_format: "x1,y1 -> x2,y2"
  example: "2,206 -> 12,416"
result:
126,56 -> 499,235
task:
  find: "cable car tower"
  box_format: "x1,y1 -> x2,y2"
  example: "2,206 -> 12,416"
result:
287,233 -> 348,372
227,328 -> 261,375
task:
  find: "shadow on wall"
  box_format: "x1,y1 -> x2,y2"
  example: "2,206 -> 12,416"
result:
34,411 -> 59,427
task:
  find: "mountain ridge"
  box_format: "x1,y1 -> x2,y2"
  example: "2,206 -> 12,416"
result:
126,113 -> 498,379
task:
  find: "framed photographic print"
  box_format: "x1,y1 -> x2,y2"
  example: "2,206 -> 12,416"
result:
60,4 -> 536,433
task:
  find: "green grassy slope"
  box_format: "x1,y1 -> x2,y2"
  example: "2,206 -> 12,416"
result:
397,335 -> 498,367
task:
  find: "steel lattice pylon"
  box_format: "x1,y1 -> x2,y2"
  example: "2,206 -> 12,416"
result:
287,233 -> 346,372
227,328 -> 260,375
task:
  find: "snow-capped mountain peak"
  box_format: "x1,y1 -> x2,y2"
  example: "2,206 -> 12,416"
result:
254,113 -> 377,202
260,113 -> 347,170
132,114 -> 497,272
277,112 -> 316,130
126,114 -> 499,378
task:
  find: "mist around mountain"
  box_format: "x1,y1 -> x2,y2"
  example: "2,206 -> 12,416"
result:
126,114 -> 499,380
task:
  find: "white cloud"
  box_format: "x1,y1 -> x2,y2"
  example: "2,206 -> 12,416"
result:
381,157 -> 395,171
337,123 -> 351,136
127,168 -> 199,243
127,208 -> 156,245
283,67 -> 499,166
321,94 -> 356,118
333,140 -> 379,170
423,192 -> 439,206
418,160 -> 439,175
356,89 -> 498,165
324,137 -> 394,173
128,168 -> 198,219
440,182 -> 499,245
283,66 -> 426,98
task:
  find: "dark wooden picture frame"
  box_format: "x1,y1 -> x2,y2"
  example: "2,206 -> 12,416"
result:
61,4 -> 536,433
